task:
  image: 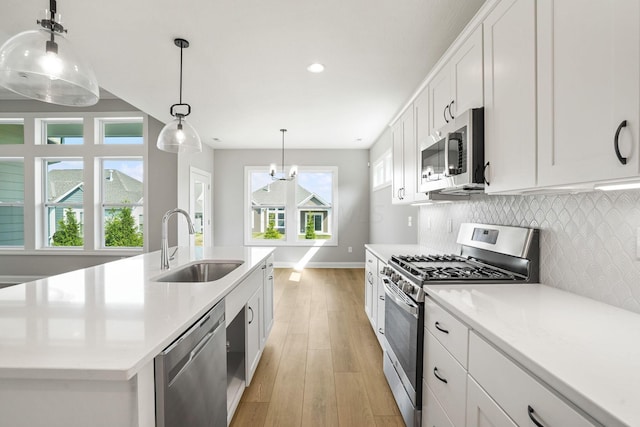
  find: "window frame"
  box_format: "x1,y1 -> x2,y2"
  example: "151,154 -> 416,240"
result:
244,165 -> 338,247
0,158 -> 25,248
0,112 -> 147,255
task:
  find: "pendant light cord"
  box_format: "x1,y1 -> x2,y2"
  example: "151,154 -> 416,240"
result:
178,43 -> 183,105
281,129 -> 287,175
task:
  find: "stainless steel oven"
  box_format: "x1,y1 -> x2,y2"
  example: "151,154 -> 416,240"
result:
383,278 -> 424,427
381,223 -> 540,427
419,107 -> 485,195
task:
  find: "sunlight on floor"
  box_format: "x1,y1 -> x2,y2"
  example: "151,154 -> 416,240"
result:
288,271 -> 301,282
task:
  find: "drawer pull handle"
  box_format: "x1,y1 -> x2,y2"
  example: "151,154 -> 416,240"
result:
433,367 -> 448,384
378,328 -> 384,335
528,405 -> 544,427
434,321 -> 449,334
379,295 -> 385,301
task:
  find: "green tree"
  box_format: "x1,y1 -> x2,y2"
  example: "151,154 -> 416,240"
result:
264,212 -> 281,239
105,206 -> 144,247
305,213 -> 317,239
52,208 -> 83,246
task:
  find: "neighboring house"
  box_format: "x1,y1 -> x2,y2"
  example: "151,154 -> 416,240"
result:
251,180 -> 331,237
47,169 -> 144,240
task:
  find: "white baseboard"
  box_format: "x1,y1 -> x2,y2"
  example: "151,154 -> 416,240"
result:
273,262 -> 365,269
0,275 -> 44,285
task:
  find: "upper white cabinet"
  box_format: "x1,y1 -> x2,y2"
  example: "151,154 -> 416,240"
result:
483,0 -> 537,193
537,0 -> 640,187
392,106 -> 417,204
429,26 -> 484,135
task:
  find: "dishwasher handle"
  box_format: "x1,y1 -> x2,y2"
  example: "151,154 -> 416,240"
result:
167,320 -> 224,387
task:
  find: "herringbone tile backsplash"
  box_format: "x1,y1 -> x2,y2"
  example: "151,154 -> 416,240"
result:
418,190 -> 640,314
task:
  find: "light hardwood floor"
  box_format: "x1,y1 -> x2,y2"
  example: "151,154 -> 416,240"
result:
230,268 -> 403,427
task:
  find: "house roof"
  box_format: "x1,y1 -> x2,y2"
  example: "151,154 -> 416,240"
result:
252,180 -> 330,208
48,169 -> 143,204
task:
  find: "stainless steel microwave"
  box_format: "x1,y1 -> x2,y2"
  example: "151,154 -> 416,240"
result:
419,107 -> 485,195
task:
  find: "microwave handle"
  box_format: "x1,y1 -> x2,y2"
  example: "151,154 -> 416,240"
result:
443,132 -> 450,177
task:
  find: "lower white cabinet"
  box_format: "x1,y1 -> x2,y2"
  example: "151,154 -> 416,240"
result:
424,330 -> 468,427
245,284 -> 263,385
468,332 -> 596,427
423,380 -> 455,427
365,251 -> 377,327
262,254 -> 274,347
466,375 -> 516,427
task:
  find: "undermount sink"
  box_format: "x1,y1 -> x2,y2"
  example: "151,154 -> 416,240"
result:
154,261 -> 244,283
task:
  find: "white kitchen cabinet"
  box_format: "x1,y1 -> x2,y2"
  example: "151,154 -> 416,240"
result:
468,332 -> 596,427
392,106 -> 416,204
423,380 -> 455,427
374,258 -> 387,347
466,375 -> 517,427
245,285 -> 263,385
537,0 -> 640,187
413,87 -> 430,201
365,250 -> 377,327
425,297 -> 469,369
262,254 -> 274,347
424,330 -> 468,427
429,26 -> 484,136
482,0 -> 537,194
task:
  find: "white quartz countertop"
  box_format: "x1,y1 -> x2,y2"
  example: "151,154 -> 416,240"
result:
424,283 -> 640,427
0,246 -> 274,381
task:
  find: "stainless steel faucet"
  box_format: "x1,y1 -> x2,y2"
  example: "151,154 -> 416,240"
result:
161,208 -> 196,270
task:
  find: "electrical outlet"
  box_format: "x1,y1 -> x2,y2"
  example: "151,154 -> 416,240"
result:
447,219 -> 453,233
408,216 -> 412,227
348,246 -> 353,253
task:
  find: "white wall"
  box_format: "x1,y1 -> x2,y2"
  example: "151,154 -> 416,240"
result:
214,149 -> 369,266
368,127 -> 418,244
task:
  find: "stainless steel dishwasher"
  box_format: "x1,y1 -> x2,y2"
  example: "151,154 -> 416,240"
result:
155,300 -> 227,427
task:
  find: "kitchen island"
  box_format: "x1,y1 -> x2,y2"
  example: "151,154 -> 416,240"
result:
0,246 -> 274,427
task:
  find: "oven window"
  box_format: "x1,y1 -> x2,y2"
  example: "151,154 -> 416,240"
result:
384,290 -> 420,392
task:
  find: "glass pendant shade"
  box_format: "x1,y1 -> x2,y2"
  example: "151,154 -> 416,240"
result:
0,29 -> 99,106
156,117 -> 202,153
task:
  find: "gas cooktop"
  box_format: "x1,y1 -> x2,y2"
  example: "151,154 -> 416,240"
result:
390,254 -> 520,283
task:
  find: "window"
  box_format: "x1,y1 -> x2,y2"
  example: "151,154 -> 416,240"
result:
101,159 -> 144,248
0,113 -> 146,253
43,119 -> 84,145
0,159 -> 24,246
372,149 -> 392,189
44,159 -> 84,247
245,166 -> 337,246
0,120 -> 24,145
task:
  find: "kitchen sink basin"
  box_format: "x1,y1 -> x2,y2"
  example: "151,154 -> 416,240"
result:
154,261 -> 244,283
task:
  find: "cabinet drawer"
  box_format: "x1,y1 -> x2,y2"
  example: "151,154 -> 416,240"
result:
469,332 -> 597,427
425,297 -> 469,368
365,251 -> 378,270
422,380 -> 454,427
424,330 -> 467,427
467,375 -> 517,427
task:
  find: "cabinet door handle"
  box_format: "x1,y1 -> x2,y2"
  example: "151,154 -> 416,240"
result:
527,405 -> 545,427
379,295 -> 385,301
434,321 -> 449,334
433,367 -> 448,384
248,306 -> 254,324
378,328 -> 384,335
444,104 -> 450,123
268,276 -> 273,280
614,120 -> 628,165
483,161 -> 491,186
448,100 -> 455,119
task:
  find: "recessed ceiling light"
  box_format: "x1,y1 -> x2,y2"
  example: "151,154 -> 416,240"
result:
307,63 -> 325,73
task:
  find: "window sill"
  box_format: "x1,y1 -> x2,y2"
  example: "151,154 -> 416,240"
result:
245,240 -> 338,247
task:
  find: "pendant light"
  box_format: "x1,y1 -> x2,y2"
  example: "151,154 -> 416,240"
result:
0,0 -> 99,106
156,38 -> 202,153
269,129 -> 297,181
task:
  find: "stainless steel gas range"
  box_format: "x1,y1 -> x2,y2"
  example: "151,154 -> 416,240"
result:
381,223 -> 540,427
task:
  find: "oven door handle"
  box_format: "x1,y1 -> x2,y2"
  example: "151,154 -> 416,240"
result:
383,281 -> 419,318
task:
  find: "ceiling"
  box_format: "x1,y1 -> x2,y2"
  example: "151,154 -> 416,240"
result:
0,0 -> 485,149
